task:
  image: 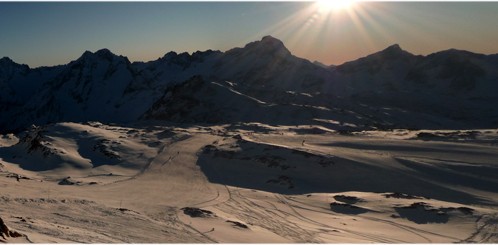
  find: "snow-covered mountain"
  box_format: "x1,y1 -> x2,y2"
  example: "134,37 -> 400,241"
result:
0,57 -> 29,105
0,57 -> 63,131
3,37 -> 498,243
331,45 -> 498,128
0,57 -> 62,103
1,36 -> 498,133
2,49 -> 140,131
144,37 -> 498,129
143,76 -> 341,127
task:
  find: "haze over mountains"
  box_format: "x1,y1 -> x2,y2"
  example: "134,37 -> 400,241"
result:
1,36 -> 498,133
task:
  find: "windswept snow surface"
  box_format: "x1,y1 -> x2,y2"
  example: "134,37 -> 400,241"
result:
1,122 -> 498,243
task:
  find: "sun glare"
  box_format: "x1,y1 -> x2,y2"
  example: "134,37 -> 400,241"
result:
315,0 -> 356,13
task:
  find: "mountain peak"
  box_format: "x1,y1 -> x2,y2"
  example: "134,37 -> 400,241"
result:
337,43 -> 416,72
162,51 -> 178,60
0,56 -> 29,69
81,48 -> 115,56
385,44 -> 402,51
95,48 -> 114,56
261,35 -> 282,43
380,44 -> 403,54
236,35 -> 291,58
259,35 -> 287,50
0,57 -> 14,64
433,48 -> 485,58
374,43 -> 414,60
78,48 -> 120,63
0,57 -> 24,67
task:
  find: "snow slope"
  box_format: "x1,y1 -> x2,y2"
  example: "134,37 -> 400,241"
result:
1,122 -> 497,243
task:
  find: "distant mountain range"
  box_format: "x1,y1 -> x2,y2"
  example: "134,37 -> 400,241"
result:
2,36 -> 498,133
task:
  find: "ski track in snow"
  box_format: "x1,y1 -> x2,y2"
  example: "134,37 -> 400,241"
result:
0,123 -> 498,242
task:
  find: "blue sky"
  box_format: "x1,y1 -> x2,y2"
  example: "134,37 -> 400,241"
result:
2,2 -> 498,68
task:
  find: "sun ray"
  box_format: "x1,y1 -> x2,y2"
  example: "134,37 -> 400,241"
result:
346,4 -> 378,54
316,0 -> 356,13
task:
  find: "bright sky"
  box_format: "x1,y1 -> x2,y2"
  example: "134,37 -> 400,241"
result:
1,1 -> 498,68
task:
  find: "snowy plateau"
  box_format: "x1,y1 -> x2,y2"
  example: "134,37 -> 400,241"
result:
1,36 -> 498,243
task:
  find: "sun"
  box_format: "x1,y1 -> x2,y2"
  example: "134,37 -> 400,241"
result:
315,0 -> 356,13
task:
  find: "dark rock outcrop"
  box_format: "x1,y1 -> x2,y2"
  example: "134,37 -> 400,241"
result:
0,217 -> 24,240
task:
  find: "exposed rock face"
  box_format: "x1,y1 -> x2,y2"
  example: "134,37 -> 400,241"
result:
58,176 -> 80,185
181,207 -> 216,218
0,217 -> 24,240
0,217 -> 7,239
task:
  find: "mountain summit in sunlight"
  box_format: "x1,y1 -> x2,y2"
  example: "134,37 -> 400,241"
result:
1,36 -> 498,132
